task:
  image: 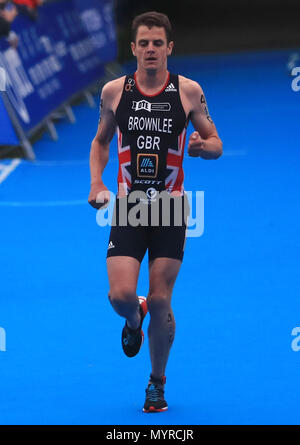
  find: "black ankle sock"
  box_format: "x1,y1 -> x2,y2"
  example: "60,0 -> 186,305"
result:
149,374 -> 166,386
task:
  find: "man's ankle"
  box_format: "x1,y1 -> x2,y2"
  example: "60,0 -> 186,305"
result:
127,307 -> 141,330
149,374 -> 166,387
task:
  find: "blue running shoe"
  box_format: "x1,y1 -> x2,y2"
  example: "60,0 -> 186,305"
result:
143,375 -> 168,412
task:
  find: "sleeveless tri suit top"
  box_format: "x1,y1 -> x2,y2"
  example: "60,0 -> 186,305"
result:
115,72 -> 188,198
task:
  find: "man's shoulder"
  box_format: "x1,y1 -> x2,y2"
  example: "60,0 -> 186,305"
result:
178,75 -> 203,97
102,75 -> 126,97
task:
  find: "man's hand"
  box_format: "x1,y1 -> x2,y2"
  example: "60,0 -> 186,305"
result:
88,182 -> 110,209
188,131 -> 222,159
187,131 -> 205,157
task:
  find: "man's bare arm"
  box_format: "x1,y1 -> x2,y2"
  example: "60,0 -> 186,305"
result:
187,81 -> 223,159
88,83 -> 117,209
90,91 -> 116,184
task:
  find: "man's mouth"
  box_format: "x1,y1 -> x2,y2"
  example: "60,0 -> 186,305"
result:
145,57 -> 157,61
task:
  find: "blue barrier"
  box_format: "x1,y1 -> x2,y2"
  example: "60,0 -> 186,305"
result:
0,95 -> 18,145
0,0 -> 116,149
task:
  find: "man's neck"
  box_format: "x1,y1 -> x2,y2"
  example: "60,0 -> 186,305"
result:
135,68 -> 169,94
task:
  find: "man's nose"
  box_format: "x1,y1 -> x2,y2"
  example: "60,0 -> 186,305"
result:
146,42 -> 155,52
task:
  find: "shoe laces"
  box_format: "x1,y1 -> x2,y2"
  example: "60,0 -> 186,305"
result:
146,384 -> 162,402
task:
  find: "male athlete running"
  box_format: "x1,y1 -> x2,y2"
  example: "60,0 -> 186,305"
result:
88,11 -> 222,412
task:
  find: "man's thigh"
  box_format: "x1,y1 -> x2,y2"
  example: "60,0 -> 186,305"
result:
107,256 -> 141,295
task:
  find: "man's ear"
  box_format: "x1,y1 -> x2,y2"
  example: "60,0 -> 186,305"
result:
167,41 -> 174,56
131,42 -> 136,56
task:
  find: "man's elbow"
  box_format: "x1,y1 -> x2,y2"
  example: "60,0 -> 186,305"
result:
214,140 -> 223,159
91,136 -> 109,151
215,147 -> 223,159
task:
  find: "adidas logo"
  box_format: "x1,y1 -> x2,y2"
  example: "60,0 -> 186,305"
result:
108,241 -> 115,250
165,82 -> 177,92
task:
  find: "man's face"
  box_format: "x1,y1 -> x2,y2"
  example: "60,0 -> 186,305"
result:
131,25 -> 173,72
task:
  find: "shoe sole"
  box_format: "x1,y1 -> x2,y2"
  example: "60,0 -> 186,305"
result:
137,296 -> 147,355
143,406 -> 168,413
138,296 -> 147,320
134,296 -> 147,355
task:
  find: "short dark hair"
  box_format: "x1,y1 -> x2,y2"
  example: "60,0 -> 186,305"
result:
131,11 -> 172,43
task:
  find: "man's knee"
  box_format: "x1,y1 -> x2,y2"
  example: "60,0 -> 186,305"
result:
108,289 -> 137,308
147,292 -> 171,314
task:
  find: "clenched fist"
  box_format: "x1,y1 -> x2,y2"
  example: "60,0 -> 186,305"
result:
187,131 -> 205,157
88,182 -> 110,209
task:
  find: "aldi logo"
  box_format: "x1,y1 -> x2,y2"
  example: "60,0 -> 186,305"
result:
141,157 -> 154,168
137,154 -> 158,178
